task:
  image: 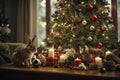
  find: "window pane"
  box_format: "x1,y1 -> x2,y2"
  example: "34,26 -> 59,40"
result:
51,0 -> 57,17
117,0 -> 120,41
107,0 -> 111,16
37,0 -> 46,46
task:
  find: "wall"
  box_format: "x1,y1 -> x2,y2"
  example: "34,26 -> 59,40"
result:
4,0 -> 18,42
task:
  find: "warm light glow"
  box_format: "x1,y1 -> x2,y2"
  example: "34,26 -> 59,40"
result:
40,0 -> 46,7
59,54 -> 66,63
48,47 -> 54,58
105,50 -> 112,56
95,56 -> 102,66
39,21 -> 46,27
41,41 -> 46,47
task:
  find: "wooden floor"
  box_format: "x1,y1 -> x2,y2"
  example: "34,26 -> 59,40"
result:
0,64 -> 120,80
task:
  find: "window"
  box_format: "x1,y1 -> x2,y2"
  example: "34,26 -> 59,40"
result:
37,0 -> 57,46
37,0 -> 46,46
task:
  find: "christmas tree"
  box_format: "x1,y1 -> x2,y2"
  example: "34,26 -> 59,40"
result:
46,0 -> 117,53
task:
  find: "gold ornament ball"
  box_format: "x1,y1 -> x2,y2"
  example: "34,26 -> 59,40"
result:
82,20 -> 87,26
88,36 -> 93,41
90,25 -> 95,30
58,46 -> 63,51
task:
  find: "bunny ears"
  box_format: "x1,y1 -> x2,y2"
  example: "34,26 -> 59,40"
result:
26,35 -> 36,48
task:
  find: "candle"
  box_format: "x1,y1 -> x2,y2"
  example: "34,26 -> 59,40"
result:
59,54 -> 66,63
74,58 -> 82,67
95,56 -> 102,66
105,50 -> 112,56
48,47 -> 54,58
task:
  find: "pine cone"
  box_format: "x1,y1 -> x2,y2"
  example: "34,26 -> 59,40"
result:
103,60 -> 116,71
106,53 -> 120,64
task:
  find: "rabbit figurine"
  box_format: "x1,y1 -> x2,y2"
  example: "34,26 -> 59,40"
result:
12,35 -> 37,66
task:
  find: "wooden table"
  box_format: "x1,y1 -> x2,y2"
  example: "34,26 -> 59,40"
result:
0,64 -> 120,80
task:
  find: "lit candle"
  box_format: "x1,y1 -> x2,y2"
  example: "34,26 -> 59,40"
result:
59,54 -> 66,63
95,56 -> 102,66
105,50 -> 112,56
74,58 -> 82,67
48,47 -> 54,58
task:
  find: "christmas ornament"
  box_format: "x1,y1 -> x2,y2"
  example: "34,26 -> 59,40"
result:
109,19 -> 113,24
86,4 -> 93,11
71,27 -> 75,32
65,21 -> 71,25
75,17 -> 80,23
59,2 -> 65,8
88,36 -> 92,41
72,34 -> 75,37
32,58 -> 41,68
91,15 -> 98,21
97,42 -> 102,48
58,46 -> 63,51
100,28 -> 105,33
47,57 -> 57,65
74,58 -> 82,67
98,5 -> 103,11
82,20 -> 87,26
101,24 -> 107,31
81,1 -> 84,4
90,25 -> 95,30
74,63 -> 87,71
105,36 -> 109,40
54,52 -> 60,61
102,9 -> 109,14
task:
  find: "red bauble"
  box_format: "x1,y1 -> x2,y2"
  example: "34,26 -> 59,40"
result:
99,28 -> 105,33
59,2 -> 66,8
65,21 -> 71,25
109,19 -> 113,24
87,4 -> 93,11
97,42 -> 102,48
75,18 -> 80,23
91,15 -> 98,21
71,27 -> 75,32
54,52 -> 60,60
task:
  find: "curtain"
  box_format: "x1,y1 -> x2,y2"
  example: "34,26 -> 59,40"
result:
17,0 -> 37,46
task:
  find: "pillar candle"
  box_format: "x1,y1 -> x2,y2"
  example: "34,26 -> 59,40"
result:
95,56 -> 102,66
59,54 -> 66,63
48,47 -> 54,58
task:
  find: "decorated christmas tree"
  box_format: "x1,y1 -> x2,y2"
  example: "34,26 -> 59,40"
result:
46,0 -> 117,52
37,0 -> 120,71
